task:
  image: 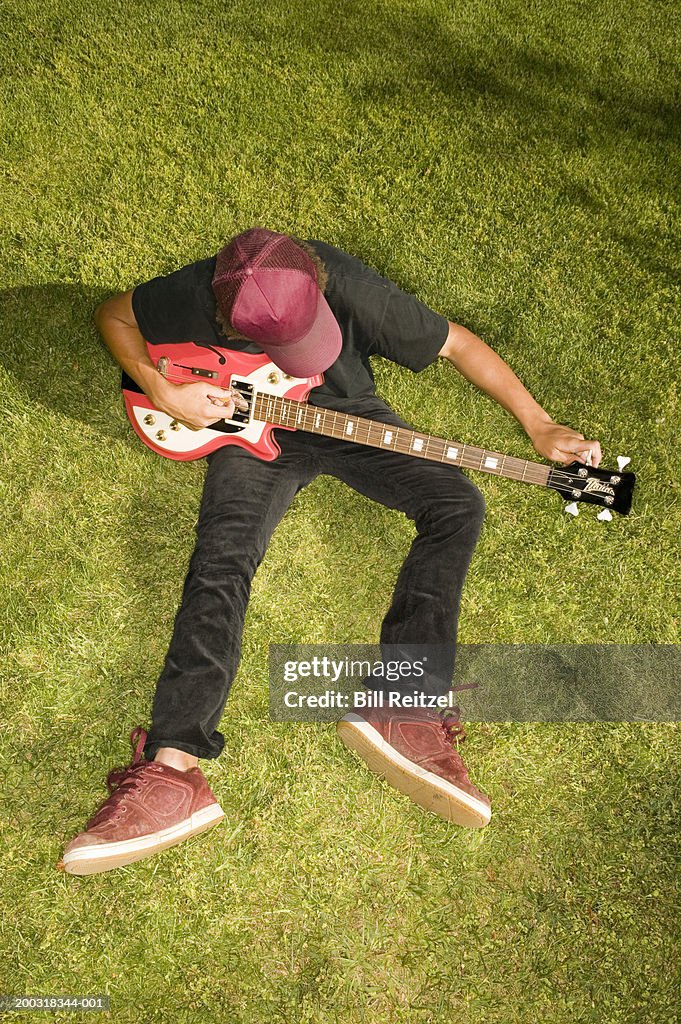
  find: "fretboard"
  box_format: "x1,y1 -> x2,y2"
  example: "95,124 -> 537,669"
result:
252,393 -> 551,487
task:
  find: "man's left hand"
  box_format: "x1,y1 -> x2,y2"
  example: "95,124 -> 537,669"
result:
528,419 -> 602,467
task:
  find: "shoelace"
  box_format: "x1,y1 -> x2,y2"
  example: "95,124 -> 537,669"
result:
105,726 -> 148,792
85,726 -> 152,828
441,713 -> 466,746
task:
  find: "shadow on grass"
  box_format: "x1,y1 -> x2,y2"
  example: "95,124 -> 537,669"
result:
0,283 -> 403,730
0,283 -> 131,443
285,0 -> 679,288
295,1 -> 679,149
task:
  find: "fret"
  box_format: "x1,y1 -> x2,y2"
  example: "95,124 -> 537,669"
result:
365,419 -> 381,447
430,436 -> 446,462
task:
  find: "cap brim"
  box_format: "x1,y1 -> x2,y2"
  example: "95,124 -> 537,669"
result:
260,292 -> 342,379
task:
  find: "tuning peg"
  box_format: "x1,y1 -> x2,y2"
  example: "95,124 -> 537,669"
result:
584,449 -> 593,467
617,456 -> 631,471
565,502 -> 579,516
596,509 -> 613,522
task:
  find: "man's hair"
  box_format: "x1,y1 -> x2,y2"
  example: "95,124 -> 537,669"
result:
214,236 -> 329,341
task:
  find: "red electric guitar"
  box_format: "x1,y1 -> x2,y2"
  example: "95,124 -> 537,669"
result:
122,342 -> 635,517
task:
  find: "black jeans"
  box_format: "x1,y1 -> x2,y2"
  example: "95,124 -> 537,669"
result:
142,403 -> 485,761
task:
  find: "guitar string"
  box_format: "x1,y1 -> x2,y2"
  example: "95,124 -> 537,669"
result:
157,375 -> 614,490
249,394 -> 615,490
158,374 -> 612,490
155,373 -> 621,489
249,394 -> 554,483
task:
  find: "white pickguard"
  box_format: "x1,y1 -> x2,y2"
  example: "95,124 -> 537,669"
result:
130,405 -> 267,453
130,363 -> 308,454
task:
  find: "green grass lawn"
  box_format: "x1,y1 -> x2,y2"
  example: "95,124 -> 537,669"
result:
1,0 -> 679,1021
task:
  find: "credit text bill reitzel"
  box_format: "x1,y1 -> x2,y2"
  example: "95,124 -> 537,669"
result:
282,691 -> 461,709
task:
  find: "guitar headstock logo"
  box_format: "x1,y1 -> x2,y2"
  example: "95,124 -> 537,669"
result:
583,478 -> 615,497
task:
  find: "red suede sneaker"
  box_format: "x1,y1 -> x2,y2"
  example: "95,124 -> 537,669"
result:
337,706 -> 491,828
56,727 -> 225,875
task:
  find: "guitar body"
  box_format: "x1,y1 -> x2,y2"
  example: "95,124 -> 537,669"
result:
122,343 -> 323,462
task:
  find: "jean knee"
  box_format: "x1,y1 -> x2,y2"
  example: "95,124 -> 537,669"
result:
426,477 -> 486,540
464,480 -> 486,529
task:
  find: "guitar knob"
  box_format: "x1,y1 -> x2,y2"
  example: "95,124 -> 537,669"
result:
597,509 -> 613,522
267,372 -> 280,384
617,456 -> 631,471
565,502 -> 579,516
143,414 -> 156,425
155,430 -> 167,442
169,420 -> 182,431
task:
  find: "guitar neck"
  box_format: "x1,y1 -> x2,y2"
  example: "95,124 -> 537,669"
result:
252,392 -> 551,487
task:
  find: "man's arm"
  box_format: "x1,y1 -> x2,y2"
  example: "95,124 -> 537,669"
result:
94,291 -> 242,428
439,321 -> 602,467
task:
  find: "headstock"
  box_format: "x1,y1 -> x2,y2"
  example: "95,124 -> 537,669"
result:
548,456 -> 635,517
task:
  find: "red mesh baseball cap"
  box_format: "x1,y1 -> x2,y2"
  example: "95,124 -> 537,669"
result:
212,228 -> 342,377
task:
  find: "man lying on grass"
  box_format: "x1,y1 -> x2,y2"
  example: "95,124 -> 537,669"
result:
57,228 -> 600,875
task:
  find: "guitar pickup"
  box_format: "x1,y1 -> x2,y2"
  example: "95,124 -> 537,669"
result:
228,377 -> 253,424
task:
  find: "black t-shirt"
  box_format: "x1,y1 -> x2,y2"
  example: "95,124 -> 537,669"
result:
131,239 -> 449,413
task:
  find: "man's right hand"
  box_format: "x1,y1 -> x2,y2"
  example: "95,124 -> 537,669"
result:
154,381 -> 247,430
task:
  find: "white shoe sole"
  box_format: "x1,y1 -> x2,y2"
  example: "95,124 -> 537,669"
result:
59,803 -> 225,875
337,713 -> 491,828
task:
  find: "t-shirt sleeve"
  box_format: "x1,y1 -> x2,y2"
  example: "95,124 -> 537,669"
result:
369,280 -> 449,372
131,260 -> 213,344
